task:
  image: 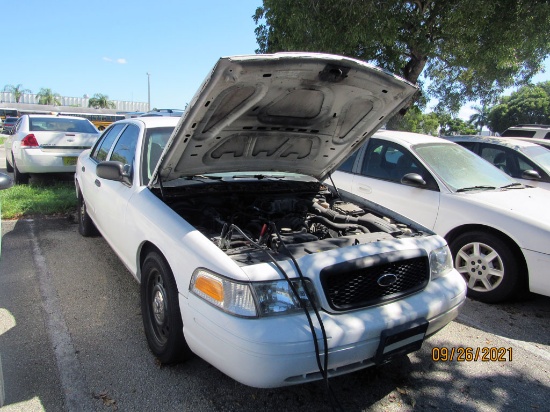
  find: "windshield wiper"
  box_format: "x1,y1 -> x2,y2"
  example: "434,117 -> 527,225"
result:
185,175 -> 223,181
232,174 -> 285,180
500,182 -> 525,189
456,185 -> 496,192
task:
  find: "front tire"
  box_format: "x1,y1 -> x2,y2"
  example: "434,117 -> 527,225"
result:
77,191 -> 98,237
450,231 -> 522,303
141,251 -> 192,363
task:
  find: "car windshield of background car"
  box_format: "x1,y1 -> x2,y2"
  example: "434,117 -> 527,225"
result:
521,145 -> 550,174
29,117 -> 98,133
414,143 -> 516,192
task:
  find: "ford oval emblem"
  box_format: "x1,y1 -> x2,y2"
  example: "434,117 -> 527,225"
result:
377,273 -> 398,287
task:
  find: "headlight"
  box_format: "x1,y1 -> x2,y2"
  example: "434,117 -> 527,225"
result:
429,245 -> 454,280
191,269 -> 257,317
190,269 -> 317,317
252,279 -> 316,317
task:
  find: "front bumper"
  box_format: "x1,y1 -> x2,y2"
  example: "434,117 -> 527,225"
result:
180,268 -> 466,388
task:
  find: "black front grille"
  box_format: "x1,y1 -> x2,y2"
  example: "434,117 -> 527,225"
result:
321,255 -> 429,311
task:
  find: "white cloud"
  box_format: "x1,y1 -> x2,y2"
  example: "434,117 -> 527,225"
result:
102,57 -> 127,64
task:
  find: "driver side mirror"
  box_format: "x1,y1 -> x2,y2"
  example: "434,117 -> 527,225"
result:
401,173 -> 426,187
96,161 -> 132,185
521,169 -> 541,180
0,172 -> 13,190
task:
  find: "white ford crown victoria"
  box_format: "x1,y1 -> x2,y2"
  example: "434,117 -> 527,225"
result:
75,53 -> 466,388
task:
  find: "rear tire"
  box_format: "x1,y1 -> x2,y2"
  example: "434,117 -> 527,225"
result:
450,231 -> 521,303
12,154 -> 29,185
141,251 -> 192,363
5,157 -> 13,173
77,190 -> 98,237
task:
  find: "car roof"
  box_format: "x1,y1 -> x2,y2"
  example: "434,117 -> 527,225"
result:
117,116 -> 180,128
373,129 -> 449,146
444,135 -> 542,150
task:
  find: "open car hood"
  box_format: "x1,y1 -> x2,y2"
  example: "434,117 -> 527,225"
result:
153,52 -> 418,185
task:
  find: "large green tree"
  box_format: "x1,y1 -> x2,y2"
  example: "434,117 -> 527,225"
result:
3,84 -> 32,103
88,93 -> 116,109
487,82 -> 550,133
468,104 -> 491,134
254,0 -> 550,117
36,88 -> 61,105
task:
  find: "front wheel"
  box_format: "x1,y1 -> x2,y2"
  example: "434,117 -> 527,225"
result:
141,251 -> 192,363
450,231 -> 522,303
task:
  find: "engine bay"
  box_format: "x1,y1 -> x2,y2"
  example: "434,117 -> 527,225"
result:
157,180 -> 417,265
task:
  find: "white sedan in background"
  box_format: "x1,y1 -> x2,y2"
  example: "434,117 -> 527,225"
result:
444,135 -> 550,190
331,129 -> 550,303
75,53 -> 466,388
5,114 -> 100,184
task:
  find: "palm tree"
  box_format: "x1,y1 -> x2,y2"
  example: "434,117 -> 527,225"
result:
3,84 -> 32,102
88,93 -> 116,109
37,88 -> 61,105
469,104 -> 490,134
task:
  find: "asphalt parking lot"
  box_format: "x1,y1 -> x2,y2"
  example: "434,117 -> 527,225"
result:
0,150 -> 549,411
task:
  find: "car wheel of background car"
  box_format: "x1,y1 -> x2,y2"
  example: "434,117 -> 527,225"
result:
5,157 -> 13,173
12,154 -> 29,185
141,251 -> 192,363
77,191 -> 99,237
450,231 -> 520,303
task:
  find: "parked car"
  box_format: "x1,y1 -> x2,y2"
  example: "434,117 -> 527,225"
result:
75,53 -> 466,388
331,129 -> 550,303
501,124 -> 550,139
512,136 -> 550,150
444,135 -> 550,190
5,114 -> 100,184
1,117 -> 19,134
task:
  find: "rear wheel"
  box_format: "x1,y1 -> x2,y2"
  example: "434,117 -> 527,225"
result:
77,190 -> 98,237
450,231 -> 521,303
12,154 -> 29,185
141,251 -> 192,363
5,157 -> 13,173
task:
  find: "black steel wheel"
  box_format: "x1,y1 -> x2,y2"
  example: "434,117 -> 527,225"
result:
141,251 -> 192,363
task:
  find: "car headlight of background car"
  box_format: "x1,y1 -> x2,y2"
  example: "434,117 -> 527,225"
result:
190,269 -> 316,317
429,245 -> 454,280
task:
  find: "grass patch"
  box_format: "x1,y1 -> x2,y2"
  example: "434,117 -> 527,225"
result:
0,136 -> 5,146
0,181 -> 76,219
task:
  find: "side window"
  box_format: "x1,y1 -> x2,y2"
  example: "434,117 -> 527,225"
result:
544,132 -> 550,140
109,124 -> 140,181
456,141 -> 476,151
337,148 -> 360,173
516,154 -> 543,178
479,145 -> 512,176
361,140 -> 438,190
91,123 -> 126,162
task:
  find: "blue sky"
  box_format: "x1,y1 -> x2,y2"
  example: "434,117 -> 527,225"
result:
5,0 -> 550,119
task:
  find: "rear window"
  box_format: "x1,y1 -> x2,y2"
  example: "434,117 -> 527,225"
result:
29,117 -> 98,133
5,118 -> 18,124
501,129 -> 536,138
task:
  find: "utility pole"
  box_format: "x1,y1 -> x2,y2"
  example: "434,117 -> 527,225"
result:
146,72 -> 151,111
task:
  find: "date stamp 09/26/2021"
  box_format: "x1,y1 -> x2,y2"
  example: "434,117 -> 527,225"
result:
431,347 -> 513,362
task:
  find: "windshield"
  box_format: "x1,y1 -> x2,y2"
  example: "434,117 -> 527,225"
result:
414,143 -> 516,192
521,145 -> 550,174
29,117 -> 98,133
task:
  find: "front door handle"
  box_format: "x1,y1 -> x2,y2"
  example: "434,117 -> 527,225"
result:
95,179 -> 101,187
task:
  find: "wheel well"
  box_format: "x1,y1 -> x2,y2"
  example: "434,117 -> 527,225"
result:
445,224 -> 529,286
138,242 -> 163,282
